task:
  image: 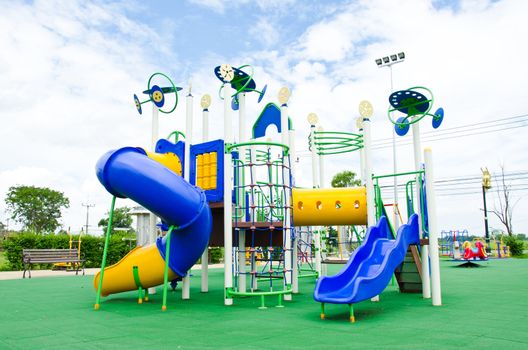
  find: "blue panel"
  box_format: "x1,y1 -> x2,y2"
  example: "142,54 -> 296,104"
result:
252,103 -> 293,139
394,116 -> 410,136
313,215 -> 420,304
155,139 -> 185,170
150,85 -> 165,108
432,107 -> 444,129
189,139 -> 225,203
95,147 -> 211,277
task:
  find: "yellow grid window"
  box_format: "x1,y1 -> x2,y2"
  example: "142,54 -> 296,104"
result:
196,151 -> 217,190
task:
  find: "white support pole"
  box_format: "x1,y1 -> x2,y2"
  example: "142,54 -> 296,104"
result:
182,88 -> 193,300
237,93 -> 247,293
281,100 -> 292,300
356,116 -> 367,185
363,117 -> 376,227
309,121 -> 322,276
424,148 -> 441,306
223,82 -> 234,305
363,115 -> 379,302
412,120 -> 431,299
201,98 -> 210,293
289,129 -> 299,294
249,144 -> 258,291
148,104 -> 159,296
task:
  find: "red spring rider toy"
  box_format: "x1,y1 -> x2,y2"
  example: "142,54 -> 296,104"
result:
462,240 -> 487,260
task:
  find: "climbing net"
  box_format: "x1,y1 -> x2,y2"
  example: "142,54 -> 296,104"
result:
226,141 -> 293,305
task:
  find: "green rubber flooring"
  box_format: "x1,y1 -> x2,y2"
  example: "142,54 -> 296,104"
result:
0,259 -> 527,349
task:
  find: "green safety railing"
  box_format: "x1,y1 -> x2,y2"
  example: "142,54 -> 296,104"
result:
309,131 -> 363,156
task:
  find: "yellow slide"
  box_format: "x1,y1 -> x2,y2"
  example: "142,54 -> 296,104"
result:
93,244 -> 176,297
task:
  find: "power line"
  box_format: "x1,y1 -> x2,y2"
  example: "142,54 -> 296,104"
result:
372,124 -> 528,150
372,113 -> 528,145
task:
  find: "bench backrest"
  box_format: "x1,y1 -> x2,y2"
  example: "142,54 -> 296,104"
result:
22,249 -> 80,262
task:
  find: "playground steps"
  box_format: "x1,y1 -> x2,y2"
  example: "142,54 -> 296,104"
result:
394,245 -> 422,293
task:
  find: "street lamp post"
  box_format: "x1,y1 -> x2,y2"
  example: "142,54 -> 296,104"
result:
375,52 -> 405,230
481,167 -> 492,253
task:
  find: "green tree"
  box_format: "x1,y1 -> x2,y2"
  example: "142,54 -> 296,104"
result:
331,170 -> 361,188
98,206 -> 134,235
5,185 -> 70,233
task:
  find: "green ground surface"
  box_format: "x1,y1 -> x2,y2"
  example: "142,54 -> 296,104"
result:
0,259 -> 527,349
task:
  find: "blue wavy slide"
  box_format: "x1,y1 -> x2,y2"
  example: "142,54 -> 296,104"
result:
314,214 -> 419,304
94,147 -> 212,296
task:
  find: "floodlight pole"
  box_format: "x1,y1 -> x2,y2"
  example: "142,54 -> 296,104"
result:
377,56 -> 405,230
388,64 -> 400,230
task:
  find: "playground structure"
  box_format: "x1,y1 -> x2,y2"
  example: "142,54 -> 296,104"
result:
440,230 -> 510,259
93,65 -> 445,321
440,229 -> 469,258
53,228 -> 83,271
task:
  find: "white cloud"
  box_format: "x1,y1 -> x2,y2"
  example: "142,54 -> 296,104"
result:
244,0 -> 528,234
0,0 -> 173,233
2,0 -> 528,237
249,18 -> 280,48
188,0 -> 226,13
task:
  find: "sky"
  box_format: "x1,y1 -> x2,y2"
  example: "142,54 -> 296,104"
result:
1,0 -> 528,236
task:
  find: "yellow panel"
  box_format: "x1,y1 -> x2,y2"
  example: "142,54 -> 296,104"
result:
209,176 -> 217,190
292,187 -> 368,226
203,163 -> 211,176
193,151 -> 219,191
145,151 -> 182,176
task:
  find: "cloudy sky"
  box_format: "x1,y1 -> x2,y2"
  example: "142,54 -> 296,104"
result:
1,0 -> 527,236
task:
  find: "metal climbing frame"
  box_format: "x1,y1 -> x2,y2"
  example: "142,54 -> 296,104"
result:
226,141 -> 293,308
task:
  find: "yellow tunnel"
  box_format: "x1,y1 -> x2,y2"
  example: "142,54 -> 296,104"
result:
292,187 -> 368,226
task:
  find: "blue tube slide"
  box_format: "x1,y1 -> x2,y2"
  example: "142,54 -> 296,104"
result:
96,147 -> 212,277
314,214 -> 419,304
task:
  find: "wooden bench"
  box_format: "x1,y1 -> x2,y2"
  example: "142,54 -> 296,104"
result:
22,249 -> 85,278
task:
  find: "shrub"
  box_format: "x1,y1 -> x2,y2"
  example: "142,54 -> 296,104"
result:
502,235 -> 524,257
3,232 -> 134,270
209,247 -> 223,263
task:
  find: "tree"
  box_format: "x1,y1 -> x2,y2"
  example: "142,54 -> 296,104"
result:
490,166 -> 519,236
5,185 -> 70,233
331,170 -> 361,188
98,206 -> 134,235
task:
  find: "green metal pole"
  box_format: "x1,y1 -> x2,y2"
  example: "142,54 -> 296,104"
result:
349,304 -> 355,323
94,196 -> 116,310
320,303 -> 325,319
162,226 -> 175,311
259,295 -> 267,309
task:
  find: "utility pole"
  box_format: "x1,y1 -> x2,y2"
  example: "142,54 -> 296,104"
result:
82,203 -> 95,235
481,168 -> 492,253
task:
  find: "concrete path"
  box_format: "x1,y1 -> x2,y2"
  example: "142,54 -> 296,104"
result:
0,263 -> 224,281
